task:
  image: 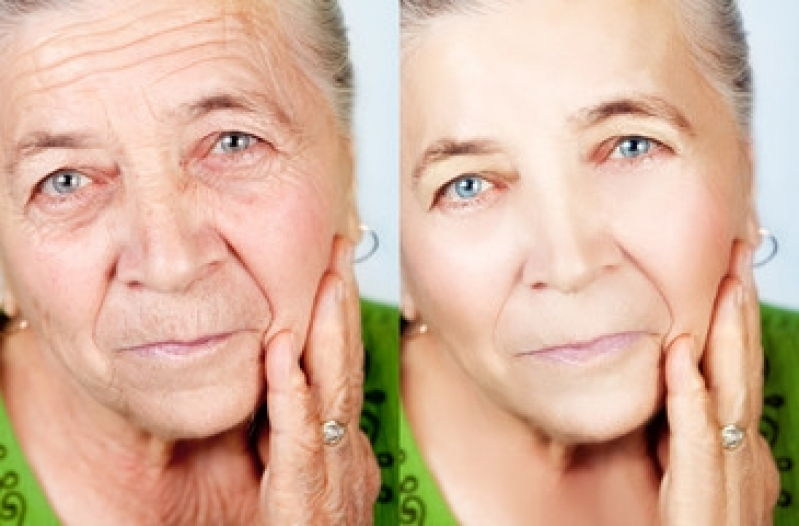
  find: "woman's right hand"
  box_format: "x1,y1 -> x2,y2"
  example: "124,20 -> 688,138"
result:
659,241 -> 780,525
256,237 -> 381,525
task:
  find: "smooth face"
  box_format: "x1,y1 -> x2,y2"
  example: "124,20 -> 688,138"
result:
401,0 -> 756,442
0,0 -> 354,438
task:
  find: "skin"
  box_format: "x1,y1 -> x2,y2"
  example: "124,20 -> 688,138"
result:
400,0 -> 777,523
0,0 -> 378,523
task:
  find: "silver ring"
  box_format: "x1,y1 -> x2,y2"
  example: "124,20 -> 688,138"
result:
720,424 -> 746,451
322,420 -> 347,446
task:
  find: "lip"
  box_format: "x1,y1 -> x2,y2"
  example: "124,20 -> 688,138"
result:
119,332 -> 235,357
520,331 -> 647,365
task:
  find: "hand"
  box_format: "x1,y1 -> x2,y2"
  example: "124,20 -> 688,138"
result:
659,241 -> 779,525
256,237 -> 381,525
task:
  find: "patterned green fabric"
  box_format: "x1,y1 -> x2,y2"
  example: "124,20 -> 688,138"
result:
0,300 -> 400,526
398,304 -> 799,525
399,398 -> 458,525
359,300 -> 400,525
0,398 -> 60,525
760,304 -> 799,525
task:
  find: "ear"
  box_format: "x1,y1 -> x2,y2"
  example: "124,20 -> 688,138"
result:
340,137 -> 361,243
741,142 -> 760,245
1,279 -> 18,319
400,282 -> 418,322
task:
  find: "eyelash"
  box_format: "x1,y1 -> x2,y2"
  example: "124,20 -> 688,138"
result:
602,135 -> 666,164
433,173 -> 500,211
209,131 -> 261,156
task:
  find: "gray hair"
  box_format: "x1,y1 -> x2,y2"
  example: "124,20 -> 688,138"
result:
0,0 -> 354,131
401,0 -> 753,134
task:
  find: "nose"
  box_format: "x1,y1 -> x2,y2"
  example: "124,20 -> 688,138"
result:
520,178 -> 620,293
114,185 -> 225,293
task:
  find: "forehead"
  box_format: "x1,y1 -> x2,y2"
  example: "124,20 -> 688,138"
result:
402,0 -> 724,141
0,0 -> 318,135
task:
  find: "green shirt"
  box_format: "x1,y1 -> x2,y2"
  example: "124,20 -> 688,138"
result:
398,304 -> 799,525
0,299 -> 400,526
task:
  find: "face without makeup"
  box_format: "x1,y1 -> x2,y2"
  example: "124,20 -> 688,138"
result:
401,0 -> 757,442
0,0 -> 355,439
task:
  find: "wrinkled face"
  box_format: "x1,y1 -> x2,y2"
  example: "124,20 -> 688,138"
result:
401,0 -> 756,442
0,0 -> 354,439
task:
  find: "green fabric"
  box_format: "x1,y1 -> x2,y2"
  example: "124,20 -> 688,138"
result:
0,397 -> 60,525
399,398 -> 458,525
398,304 -> 799,525
359,300 -> 400,525
0,299 -> 400,526
760,304 -> 799,525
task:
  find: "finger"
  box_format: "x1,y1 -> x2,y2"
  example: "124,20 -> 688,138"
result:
304,268 -> 359,429
704,274 -> 748,427
337,236 -> 365,409
259,331 -> 325,522
662,335 -> 725,525
731,242 -> 764,421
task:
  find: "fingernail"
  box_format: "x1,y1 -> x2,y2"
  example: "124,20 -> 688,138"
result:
743,245 -> 753,271
672,337 -> 702,392
343,242 -> 354,268
273,332 -> 294,382
335,276 -> 346,302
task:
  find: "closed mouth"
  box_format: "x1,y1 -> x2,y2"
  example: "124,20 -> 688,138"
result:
521,331 -> 647,365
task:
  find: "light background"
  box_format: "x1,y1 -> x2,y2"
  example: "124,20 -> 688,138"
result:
343,1 -> 799,310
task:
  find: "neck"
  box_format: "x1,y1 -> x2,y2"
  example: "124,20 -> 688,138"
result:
1,330 -> 261,525
402,333 -> 661,525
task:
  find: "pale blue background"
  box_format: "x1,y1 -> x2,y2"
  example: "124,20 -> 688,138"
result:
341,1 -> 399,305
343,2 -> 799,310
740,1 -> 799,310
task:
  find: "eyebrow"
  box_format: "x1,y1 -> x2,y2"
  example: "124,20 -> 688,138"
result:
411,95 -> 694,183
411,138 -> 502,184
179,92 -> 291,127
6,91 -> 294,174
574,94 -> 694,134
4,131 -> 96,174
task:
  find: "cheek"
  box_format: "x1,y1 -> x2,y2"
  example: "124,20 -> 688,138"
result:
402,209 -> 519,350
1,226 -> 116,375
612,172 -> 739,345
222,174 -> 341,342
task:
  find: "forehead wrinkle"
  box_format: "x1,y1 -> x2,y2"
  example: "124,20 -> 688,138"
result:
12,9 -> 249,95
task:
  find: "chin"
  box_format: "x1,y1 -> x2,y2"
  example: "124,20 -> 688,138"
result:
121,377 -> 264,441
537,380 -> 665,445
502,346 -> 666,445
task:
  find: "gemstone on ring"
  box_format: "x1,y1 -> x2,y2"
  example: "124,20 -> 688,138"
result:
322,420 -> 346,446
720,423 -> 745,450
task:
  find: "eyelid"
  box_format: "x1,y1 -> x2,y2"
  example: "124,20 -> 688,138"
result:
432,172 -> 503,212
36,169 -> 93,196
209,131 -> 260,155
594,135 -> 667,164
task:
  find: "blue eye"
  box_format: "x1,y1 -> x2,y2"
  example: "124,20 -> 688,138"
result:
40,170 -> 91,196
613,136 -> 653,159
446,175 -> 492,200
213,132 -> 258,154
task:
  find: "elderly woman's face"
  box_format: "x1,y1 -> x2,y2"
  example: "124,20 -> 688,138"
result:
401,0 -> 756,441
0,0 -> 353,437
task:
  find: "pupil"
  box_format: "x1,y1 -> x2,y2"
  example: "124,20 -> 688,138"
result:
456,178 -> 480,197
623,138 -> 648,156
55,173 -> 77,193
224,134 -> 246,151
